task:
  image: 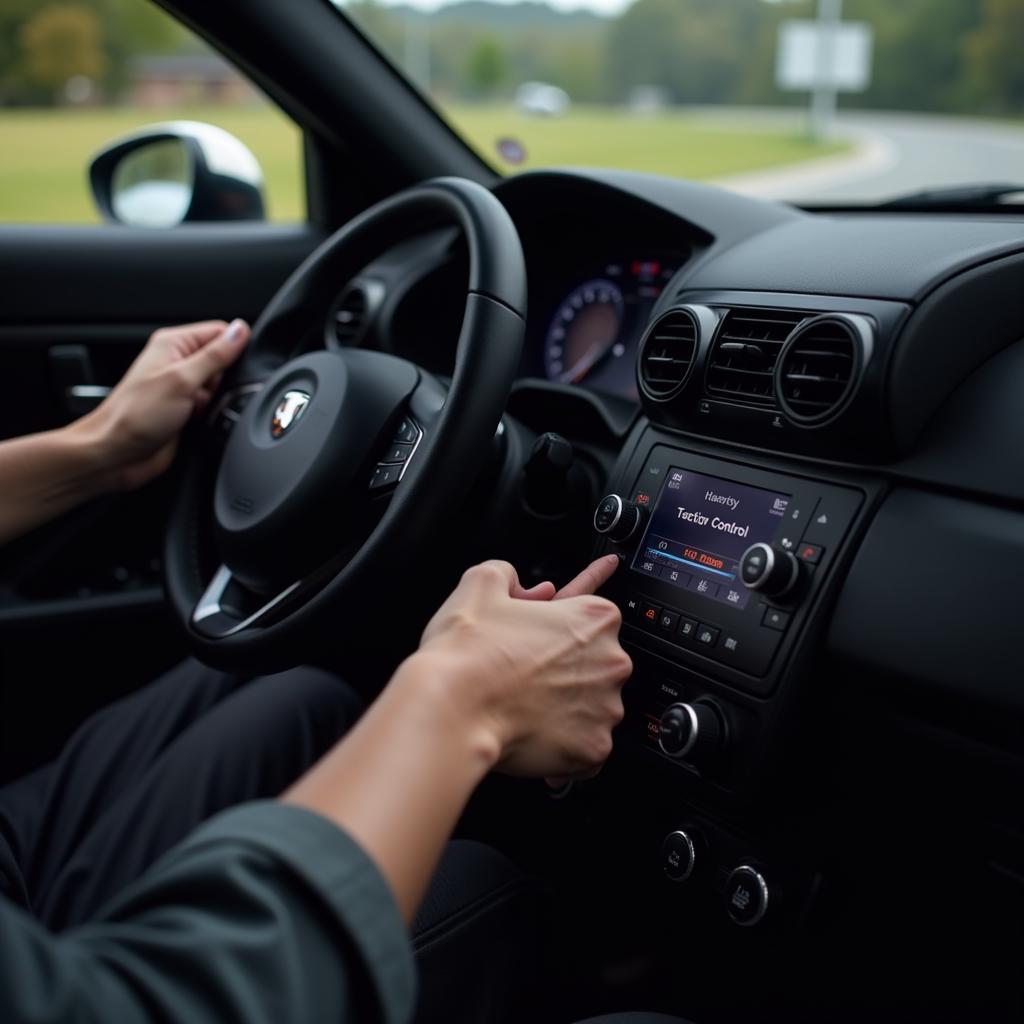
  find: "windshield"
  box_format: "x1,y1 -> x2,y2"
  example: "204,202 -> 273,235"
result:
335,0 -> 1024,206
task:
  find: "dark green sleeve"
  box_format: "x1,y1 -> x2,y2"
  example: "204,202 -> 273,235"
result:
0,802 -> 416,1024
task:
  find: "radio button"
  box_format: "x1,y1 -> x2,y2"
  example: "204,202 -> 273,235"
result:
678,617 -> 698,640
687,575 -> 719,600
696,624 -> 720,647
657,609 -> 680,633
715,627 -> 782,682
624,595 -> 641,620
797,542 -> 823,565
638,602 -> 661,628
800,489 -> 862,547
762,607 -> 791,631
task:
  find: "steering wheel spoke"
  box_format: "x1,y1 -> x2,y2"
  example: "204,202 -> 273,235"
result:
192,564 -> 303,639
206,381 -> 266,439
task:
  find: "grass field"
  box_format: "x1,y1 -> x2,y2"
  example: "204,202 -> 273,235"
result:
0,103 -> 847,224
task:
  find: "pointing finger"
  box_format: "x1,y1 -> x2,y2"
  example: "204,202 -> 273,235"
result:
555,554 -> 620,599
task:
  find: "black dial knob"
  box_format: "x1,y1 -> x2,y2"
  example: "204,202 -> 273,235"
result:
593,494 -> 643,543
739,542 -> 800,597
658,702 -> 724,766
725,865 -> 773,927
661,828 -> 702,883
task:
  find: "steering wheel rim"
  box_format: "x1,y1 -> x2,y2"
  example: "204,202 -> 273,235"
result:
164,177 -> 527,671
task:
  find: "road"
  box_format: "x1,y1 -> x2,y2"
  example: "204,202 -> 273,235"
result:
714,110 -> 1024,204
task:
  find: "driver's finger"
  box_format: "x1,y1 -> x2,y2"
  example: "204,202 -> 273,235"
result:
555,554 -> 621,599
511,581 -> 557,601
176,319 -> 249,391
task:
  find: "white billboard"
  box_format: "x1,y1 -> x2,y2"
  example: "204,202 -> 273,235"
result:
776,19 -> 873,93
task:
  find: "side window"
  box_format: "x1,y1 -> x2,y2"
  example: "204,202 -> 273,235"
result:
0,1 -> 303,224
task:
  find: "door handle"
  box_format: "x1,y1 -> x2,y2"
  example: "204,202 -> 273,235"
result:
49,345 -> 111,417
66,384 -> 112,415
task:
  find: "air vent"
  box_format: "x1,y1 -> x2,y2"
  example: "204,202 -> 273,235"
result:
333,284 -> 368,347
776,315 -> 862,424
638,308 -> 699,400
705,307 -> 805,406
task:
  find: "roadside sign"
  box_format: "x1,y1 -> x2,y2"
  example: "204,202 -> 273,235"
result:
776,19 -> 873,93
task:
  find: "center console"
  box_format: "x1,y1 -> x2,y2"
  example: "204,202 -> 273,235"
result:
594,431 -> 870,787
589,424 -> 877,927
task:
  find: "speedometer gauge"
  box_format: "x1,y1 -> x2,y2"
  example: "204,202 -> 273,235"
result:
541,257 -> 680,396
544,279 -> 625,384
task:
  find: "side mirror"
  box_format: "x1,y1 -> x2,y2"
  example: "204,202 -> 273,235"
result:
89,121 -> 266,227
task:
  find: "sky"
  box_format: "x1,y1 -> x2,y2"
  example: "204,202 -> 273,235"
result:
375,0 -> 634,14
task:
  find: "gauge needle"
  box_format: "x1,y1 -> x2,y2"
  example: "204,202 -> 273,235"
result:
562,333 -> 619,384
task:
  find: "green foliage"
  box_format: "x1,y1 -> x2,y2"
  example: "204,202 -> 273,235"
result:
340,0 -> 1024,116
19,4 -> 107,99
2,0 -> 1024,113
1,0 -> 191,104
464,35 -> 507,97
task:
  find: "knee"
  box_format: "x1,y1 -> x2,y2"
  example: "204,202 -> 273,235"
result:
246,667 -> 364,741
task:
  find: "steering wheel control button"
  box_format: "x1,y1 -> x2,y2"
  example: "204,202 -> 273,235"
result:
658,702 -> 724,766
369,463 -> 402,491
762,607 -> 791,631
678,617 -> 698,641
740,542 -> 800,597
696,624 -> 720,647
382,442 -> 414,465
725,866 -> 772,927
658,609 -> 680,633
797,542 -> 823,565
593,493 -> 643,543
661,830 -> 698,883
393,417 -> 419,444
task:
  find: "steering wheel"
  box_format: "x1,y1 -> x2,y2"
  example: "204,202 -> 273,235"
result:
164,177 -> 527,670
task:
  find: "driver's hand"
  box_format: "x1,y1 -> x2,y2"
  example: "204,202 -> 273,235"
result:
79,319 -> 250,491
415,555 -> 631,781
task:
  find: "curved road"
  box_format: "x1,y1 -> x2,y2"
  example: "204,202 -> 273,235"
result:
716,110 -> 1024,203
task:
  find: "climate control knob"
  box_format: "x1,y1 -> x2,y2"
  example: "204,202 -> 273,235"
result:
658,701 -> 724,767
593,494 -> 643,543
739,542 -> 800,597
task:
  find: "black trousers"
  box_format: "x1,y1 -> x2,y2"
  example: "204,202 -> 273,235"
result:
0,660 -> 539,1023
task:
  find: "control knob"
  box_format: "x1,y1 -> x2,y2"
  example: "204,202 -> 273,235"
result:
593,493 -> 644,543
739,542 -> 800,597
658,701 -> 724,767
724,865 -> 774,927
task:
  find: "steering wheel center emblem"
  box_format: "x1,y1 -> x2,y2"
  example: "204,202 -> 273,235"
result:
270,390 -> 311,439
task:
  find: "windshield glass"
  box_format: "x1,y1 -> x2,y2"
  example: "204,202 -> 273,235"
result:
334,0 -> 1024,206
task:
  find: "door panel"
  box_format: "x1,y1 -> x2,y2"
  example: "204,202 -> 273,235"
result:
0,222 -> 323,781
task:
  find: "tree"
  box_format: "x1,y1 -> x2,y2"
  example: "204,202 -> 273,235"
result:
465,35 -> 507,98
962,0 -> 1024,113
18,4 -> 107,100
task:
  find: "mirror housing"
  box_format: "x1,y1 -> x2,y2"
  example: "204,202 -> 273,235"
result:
89,121 -> 266,227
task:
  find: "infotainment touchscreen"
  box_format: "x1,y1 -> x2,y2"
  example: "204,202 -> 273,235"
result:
631,467 -> 791,611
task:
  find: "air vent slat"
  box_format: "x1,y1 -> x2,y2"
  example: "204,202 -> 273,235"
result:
334,285 -> 369,346
705,307 -> 806,407
776,317 -> 862,425
638,309 -> 699,400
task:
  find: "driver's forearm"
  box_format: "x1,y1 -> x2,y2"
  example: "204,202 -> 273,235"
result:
0,418 -> 113,545
282,651 -> 500,923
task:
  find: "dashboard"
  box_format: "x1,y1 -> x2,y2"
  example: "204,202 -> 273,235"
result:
317,167 -> 1024,1016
